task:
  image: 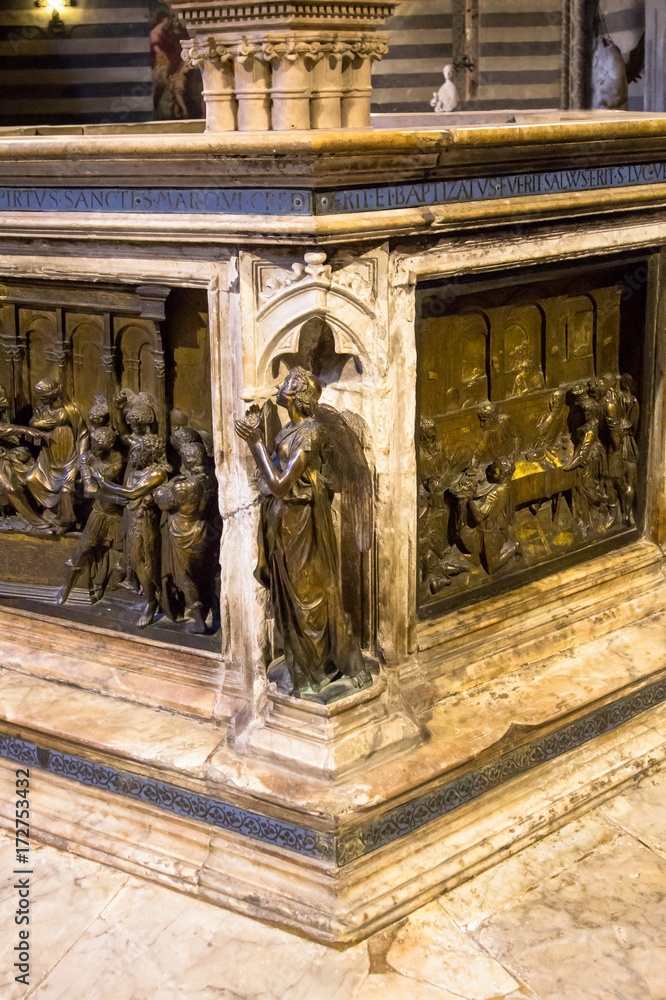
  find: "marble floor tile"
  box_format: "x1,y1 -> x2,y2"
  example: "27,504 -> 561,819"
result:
439,811 -> 619,930
600,768 -> 666,859
28,878 -> 369,1000
0,836 -> 129,1000
356,972 -> 487,1000
475,831 -> 666,1000
384,900 -> 520,999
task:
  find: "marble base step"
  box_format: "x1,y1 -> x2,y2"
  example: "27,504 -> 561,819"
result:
1,608 -> 666,942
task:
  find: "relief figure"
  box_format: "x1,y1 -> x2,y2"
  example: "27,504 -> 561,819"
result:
417,418 -> 466,596
471,402 -> 517,468
512,358 -> 545,396
0,387 -> 55,533
25,379 -> 89,531
92,433 -> 170,628
154,441 -> 217,634
57,425 -> 125,606
235,367 -> 372,703
531,388 -> 571,465
564,410 -> 610,536
452,458 -> 521,575
605,373 -> 639,526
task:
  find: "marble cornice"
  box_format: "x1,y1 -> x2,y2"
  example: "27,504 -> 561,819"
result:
2,117 -> 666,172
1,118 -> 666,242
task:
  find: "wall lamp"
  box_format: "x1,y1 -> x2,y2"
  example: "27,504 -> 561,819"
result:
34,0 -> 77,38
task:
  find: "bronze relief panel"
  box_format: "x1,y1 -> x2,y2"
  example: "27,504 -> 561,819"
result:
416,259 -> 647,618
0,281 -> 220,650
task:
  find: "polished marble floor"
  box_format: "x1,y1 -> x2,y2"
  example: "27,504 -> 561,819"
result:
3,764 -> 666,1000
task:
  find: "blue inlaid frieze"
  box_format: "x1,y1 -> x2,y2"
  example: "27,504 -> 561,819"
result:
0,188 -> 313,216
0,161 -> 665,218
0,734 -> 335,862
316,162 -> 666,214
336,675 -> 666,864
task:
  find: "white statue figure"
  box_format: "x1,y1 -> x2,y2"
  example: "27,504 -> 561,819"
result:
591,36 -> 628,110
431,64 -> 458,113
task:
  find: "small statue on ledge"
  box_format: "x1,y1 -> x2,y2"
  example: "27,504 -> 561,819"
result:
431,64 -> 458,113
235,367 -> 373,704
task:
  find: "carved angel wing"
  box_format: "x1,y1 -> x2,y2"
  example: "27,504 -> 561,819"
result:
315,403 -> 373,551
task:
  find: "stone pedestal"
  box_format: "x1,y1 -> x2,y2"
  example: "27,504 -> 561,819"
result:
176,1 -> 394,131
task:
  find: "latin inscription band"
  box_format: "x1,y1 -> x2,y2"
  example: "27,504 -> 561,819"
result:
0,162 -> 664,218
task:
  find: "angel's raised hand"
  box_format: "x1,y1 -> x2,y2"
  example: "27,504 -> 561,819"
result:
235,419 -> 262,446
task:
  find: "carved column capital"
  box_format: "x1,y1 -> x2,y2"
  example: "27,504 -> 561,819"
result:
101,352 -> 116,375
3,344 -> 24,363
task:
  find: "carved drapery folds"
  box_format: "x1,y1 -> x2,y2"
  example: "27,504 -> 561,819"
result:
237,247 -> 388,697
173,0 -> 395,131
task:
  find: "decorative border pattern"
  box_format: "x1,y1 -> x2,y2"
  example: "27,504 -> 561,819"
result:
0,161 -> 665,218
337,674 -> 666,864
1,673 -> 665,867
0,736 -> 335,862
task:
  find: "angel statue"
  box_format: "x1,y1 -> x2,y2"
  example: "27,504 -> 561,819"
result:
235,367 -> 373,704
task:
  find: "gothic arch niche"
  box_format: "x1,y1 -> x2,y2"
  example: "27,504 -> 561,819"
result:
504,303 -> 546,398
455,310 -> 490,410
257,306 -> 371,392
270,316 -> 362,386
70,317 -> 105,417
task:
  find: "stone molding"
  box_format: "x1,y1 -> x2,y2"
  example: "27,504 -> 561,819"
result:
3,665 -> 666,866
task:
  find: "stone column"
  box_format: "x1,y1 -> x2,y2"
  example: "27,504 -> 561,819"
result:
183,40 -> 237,132
341,37 -> 388,129
569,0 -> 595,108
2,344 -> 24,419
100,312 -> 116,411
234,41 -> 272,132
265,39 -> 312,131
560,0 -> 571,109
152,349 -> 167,439
310,43 -> 344,129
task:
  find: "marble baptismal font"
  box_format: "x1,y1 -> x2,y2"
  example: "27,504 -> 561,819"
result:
0,0 -> 666,945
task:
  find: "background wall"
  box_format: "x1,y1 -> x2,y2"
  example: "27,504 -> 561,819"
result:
0,0 -> 653,128
0,0 -> 153,127
373,0 -> 647,116
370,0 -> 453,115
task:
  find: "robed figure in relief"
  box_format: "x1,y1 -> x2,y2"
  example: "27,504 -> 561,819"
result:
25,378 -> 89,530
235,367 -> 373,702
